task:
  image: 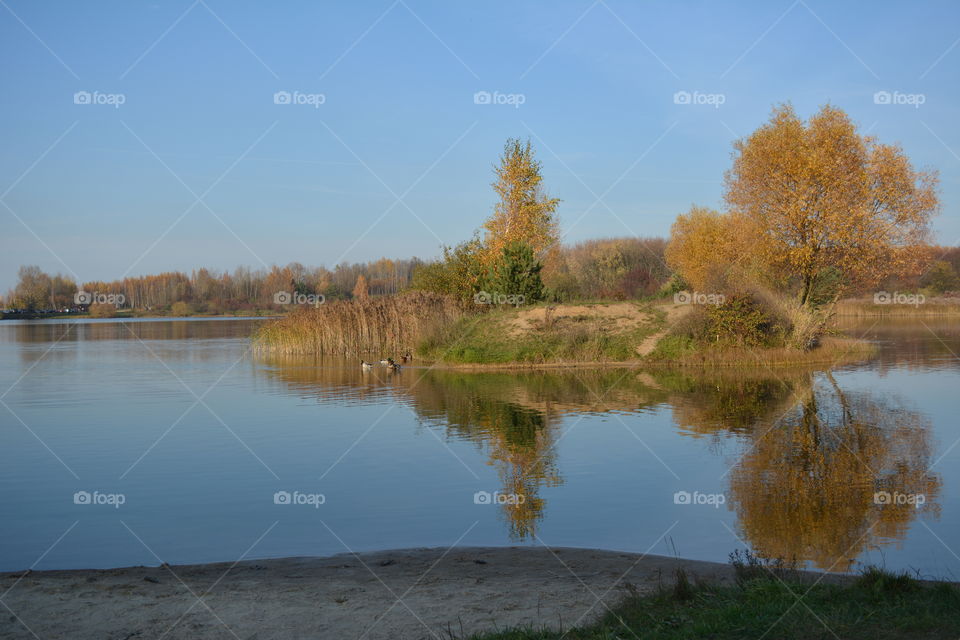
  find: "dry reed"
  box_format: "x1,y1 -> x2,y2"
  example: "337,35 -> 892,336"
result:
252,291 -> 470,355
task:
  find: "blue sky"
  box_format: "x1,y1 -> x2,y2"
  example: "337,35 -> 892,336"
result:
1,0 -> 958,291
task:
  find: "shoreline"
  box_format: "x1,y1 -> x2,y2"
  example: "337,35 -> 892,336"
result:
1,546 -> 850,640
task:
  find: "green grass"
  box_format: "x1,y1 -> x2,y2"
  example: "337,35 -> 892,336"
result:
469,566 -> 960,640
418,302 -> 661,365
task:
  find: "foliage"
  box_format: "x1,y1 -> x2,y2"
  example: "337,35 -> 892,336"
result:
170,301 -> 193,317
482,138 -> 560,266
665,207 -> 746,292
352,274 -> 369,300
8,265 -> 77,310
554,236 -> 670,300
921,260 -> 959,293
484,241 -> 544,304
6,258 -> 425,314
409,236 -> 486,301
724,103 -> 939,306
705,294 -> 784,348
87,302 -> 118,318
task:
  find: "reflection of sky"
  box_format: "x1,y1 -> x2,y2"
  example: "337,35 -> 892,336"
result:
1,317 -> 958,578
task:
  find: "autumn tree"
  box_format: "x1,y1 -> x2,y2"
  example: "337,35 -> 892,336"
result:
483,138 -> 560,266
664,206 -> 748,292
724,103 -> 939,307
352,274 -> 369,301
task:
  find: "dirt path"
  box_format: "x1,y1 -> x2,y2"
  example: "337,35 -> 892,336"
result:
1,547 -> 752,640
635,303 -> 693,356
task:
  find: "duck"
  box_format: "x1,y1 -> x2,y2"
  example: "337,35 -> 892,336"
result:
401,351 -> 413,363
385,358 -> 401,372
379,358 -> 391,365
361,360 -> 374,371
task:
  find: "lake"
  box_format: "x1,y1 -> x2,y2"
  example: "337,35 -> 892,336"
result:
1,316 -> 958,576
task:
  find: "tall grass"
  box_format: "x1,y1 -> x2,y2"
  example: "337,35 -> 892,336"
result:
252,291 -> 469,355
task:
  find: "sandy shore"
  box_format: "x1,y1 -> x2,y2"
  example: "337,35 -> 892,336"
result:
0,546 -> 786,640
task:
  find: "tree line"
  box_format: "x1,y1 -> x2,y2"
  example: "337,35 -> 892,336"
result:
5,103 -> 958,321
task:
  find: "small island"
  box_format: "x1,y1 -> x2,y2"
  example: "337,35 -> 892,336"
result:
254,105 -> 952,368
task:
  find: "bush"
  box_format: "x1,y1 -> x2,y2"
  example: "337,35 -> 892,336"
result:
88,303 -> 118,318
706,294 -> 780,347
171,301 -> 193,317
667,293 -> 788,349
409,237 -> 485,301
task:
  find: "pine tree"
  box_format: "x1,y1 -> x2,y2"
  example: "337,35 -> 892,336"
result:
485,241 -> 544,305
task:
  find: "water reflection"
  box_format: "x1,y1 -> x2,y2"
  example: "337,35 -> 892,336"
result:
259,355 -> 942,565
259,358 -> 669,538
727,373 -> 941,570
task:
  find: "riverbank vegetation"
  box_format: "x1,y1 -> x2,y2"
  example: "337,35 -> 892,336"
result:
253,291 -> 466,355
470,560 -> 960,640
11,103 -> 953,367
255,103 -> 945,364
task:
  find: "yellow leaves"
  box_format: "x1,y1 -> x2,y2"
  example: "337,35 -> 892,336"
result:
721,103 -> 939,302
482,138 -> 560,266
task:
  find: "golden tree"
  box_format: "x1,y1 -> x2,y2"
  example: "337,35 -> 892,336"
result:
482,139 -> 560,266
352,274 -> 369,301
664,206 -> 750,291
724,104 -> 939,306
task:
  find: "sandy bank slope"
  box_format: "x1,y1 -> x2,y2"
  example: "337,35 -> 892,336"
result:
1,547 -> 749,640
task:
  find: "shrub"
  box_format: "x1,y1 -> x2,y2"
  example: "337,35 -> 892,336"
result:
88,302 -> 118,318
171,301 -> 192,317
706,294 -> 780,347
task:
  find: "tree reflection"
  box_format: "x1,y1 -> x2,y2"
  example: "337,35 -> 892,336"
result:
256,354 -> 941,559
257,357 -> 666,540
727,373 -> 941,570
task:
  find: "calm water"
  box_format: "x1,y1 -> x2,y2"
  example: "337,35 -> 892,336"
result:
1,316 -> 958,576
